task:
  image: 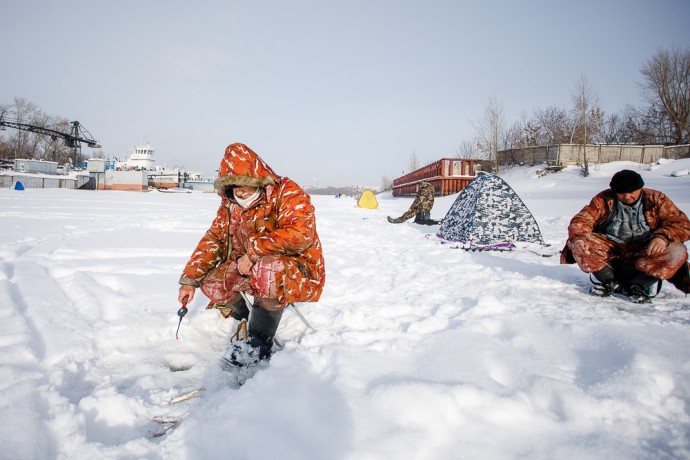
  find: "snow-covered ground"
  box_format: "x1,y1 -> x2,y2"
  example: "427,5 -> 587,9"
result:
1,160 -> 689,460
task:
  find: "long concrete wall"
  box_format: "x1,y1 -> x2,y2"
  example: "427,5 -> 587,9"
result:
498,144 -> 690,167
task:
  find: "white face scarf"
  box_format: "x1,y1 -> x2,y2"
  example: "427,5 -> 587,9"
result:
233,188 -> 261,208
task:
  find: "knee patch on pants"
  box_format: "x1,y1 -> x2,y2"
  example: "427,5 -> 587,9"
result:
251,256 -> 286,300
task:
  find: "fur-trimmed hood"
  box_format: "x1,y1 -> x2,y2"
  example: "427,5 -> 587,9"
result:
214,143 -> 280,194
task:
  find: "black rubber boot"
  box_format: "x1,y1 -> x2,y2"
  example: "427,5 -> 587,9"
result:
668,263 -> 690,294
628,284 -> 653,303
627,270 -> 660,303
414,212 -> 431,224
591,266 -> 621,297
414,211 -> 441,225
593,266 -> 615,284
248,305 -> 284,360
628,271 -> 660,291
228,295 -> 250,321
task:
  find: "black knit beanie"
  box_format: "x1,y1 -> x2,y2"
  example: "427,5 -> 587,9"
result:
609,170 -> 644,194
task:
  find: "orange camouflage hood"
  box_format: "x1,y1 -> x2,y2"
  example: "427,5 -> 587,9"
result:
214,143 -> 280,194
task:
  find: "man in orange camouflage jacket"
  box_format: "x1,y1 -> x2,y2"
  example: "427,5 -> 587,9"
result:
178,143 -> 325,365
561,169 -> 690,303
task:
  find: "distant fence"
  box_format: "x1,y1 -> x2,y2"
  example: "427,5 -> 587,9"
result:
392,158 -> 482,197
0,172 -> 93,189
498,144 -> 690,167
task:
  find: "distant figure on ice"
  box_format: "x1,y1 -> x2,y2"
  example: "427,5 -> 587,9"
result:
178,143 -> 325,365
387,181 -> 441,225
561,169 -> 690,303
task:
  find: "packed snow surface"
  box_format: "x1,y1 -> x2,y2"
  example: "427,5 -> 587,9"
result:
1,161 -> 689,459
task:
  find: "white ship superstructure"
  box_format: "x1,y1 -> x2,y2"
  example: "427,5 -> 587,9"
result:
115,142 -> 181,189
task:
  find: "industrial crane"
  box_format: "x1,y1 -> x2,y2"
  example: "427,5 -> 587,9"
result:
0,116 -> 101,166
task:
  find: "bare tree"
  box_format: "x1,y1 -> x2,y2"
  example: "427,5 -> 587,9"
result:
32,112 -> 54,161
587,107 -> 606,143
8,97 -> 42,159
515,110 -> 539,148
456,139 -> 479,159
639,46 -> 690,144
0,103 -> 8,160
1,98 -> 100,165
570,75 -> 602,143
52,117 -> 74,164
408,149 -> 420,172
504,119 -> 527,150
532,106 -> 572,145
571,75 -> 601,176
500,110 -> 548,167
523,119 -> 540,147
472,94 -> 505,173
601,113 -> 626,144
380,175 -> 393,191
619,102 -> 672,144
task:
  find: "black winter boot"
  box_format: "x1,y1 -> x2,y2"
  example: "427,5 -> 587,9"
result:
590,266 -> 621,297
227,303 -> 283,366
668,263 -> 690,294
414,211 -> 442,225
627,271 -> 660,303
414,212 -> 431,224
228,295 -> 250,321
628,284 -> 653,304
248,305 -> 284,359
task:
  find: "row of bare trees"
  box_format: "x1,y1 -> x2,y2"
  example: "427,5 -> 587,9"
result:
464,46 -> 690,174
0,98 -> 106,166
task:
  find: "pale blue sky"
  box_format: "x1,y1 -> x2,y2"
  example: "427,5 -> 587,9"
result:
3,0 -> 689,186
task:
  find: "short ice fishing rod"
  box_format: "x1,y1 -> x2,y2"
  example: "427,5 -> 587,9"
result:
175,300 -> 188,340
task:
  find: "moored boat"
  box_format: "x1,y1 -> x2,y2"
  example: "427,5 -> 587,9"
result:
182,172 -> 215,192
114,143 -> 183,189
148,169 -> 182,189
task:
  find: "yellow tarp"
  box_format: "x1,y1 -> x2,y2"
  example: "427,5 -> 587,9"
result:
357,189 -> 378,209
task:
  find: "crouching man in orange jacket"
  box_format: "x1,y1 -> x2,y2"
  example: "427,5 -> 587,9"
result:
178,143 -> 325,365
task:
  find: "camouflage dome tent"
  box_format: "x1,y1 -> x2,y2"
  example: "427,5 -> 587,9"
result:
437,173 -> 545,250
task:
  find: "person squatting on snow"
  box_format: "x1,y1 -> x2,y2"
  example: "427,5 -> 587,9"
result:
177,143 -> 325,365
387,181 -> 441,225
560,169 -> 690,303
